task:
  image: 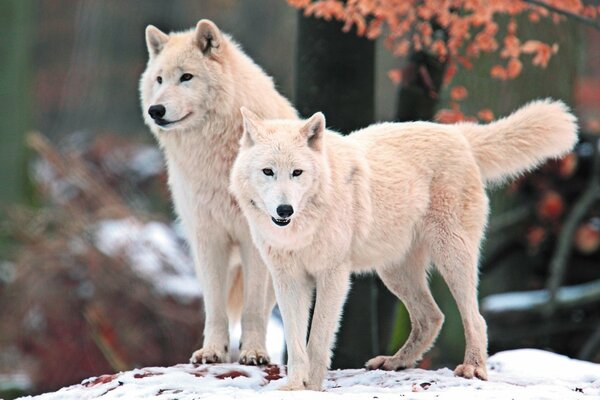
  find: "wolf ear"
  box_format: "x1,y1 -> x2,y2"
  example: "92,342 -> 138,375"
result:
145,25 -> 169,58
301,112 -> 326,151
195,19 -> 222,55
240,107 -> 261,147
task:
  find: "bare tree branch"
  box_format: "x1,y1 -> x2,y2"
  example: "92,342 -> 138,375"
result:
523,0 -> 600,31
579,325 -> 600,360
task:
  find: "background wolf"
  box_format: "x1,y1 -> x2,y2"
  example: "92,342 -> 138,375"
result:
230,100 -> 578,390
139,19 -> 296,364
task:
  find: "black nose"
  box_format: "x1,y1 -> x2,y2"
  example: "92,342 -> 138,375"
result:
148,104 -> 166,120
276,204 -> 294,218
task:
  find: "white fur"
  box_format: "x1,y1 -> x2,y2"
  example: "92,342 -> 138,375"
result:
140,19 -> 297,365
230,100 -> 578,390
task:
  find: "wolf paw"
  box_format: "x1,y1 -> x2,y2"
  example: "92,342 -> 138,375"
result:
239,348 -> 270,365
304,381 -> 324,391
189,346 -> 228,364
365,355 -> 410,371
454,363 -> 488,380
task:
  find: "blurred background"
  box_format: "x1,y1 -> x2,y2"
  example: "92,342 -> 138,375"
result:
0,0 -> 599,398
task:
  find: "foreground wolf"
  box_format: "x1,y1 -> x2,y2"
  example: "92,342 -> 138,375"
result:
139,20 -> 297,364
230,100 -> 578,390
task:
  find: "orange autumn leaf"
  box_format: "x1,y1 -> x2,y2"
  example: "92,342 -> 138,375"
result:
450,85 -> 468,101
506,58 -> 522,78
491,65 -> 507,80
436,108 -> 476,124
557,152 -> 578,178
387,69 -> 403,85
435,108 -> 466,124
477,109 -> 494,122
443,62 -> 457,84
574,223 -> 600,254
583,5 -> 597,18
527,226 -> 547,249
537,191 -> 564,220
501,34 -> 521,59
528,11 -> 540,22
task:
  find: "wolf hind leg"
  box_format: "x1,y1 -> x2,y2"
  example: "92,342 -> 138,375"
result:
366,241 -> 444,371
426,205 -> 489,380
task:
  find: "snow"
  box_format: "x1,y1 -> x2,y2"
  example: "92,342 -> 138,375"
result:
94,218 -> 199,300
93,217 -> 287,363
0,372 -> 33,393
19,349 -> 600,399
229,317 -> 285,366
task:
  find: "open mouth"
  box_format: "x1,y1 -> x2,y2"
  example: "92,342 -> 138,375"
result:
271,217 -> 291,227
155,112 -> 192,127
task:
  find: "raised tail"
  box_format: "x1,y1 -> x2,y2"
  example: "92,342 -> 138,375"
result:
461,99 -> 578,183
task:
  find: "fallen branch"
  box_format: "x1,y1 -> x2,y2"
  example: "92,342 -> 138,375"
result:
544,138 -> 600,315
483,278 -> 600,314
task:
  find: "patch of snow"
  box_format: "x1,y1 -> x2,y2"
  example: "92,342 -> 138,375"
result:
488,348 -> 600,383
0,372 -> 33,392
0,261 -> 16,284
229,316 -> 285,365
94,218 -> 199,300
31,159 -> 79,204
266,316 -> 285,366
19,349 -> 600,399
127,146 -> 164,180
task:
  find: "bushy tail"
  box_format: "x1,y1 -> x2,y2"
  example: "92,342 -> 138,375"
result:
461,99 -> 578,183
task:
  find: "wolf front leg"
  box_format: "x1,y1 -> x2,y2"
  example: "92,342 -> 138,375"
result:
189,224 -> 231,364
306,268 -> 351,390
238,238 -> 276,365
271,268 -> 313,390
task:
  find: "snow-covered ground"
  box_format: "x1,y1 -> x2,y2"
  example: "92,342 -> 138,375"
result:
19,349 -> 600,399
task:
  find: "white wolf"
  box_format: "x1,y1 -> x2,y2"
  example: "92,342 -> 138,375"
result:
139,19 -> 297,365
230,100 -> 578,390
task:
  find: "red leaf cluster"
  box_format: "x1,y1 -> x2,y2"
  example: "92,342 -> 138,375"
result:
288,0 -> 598,120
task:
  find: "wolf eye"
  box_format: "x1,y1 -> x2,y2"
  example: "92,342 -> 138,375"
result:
292,169 -> 303,177
180,73 -> 193,82
156,76 -> 162,84
262,168 -> 274,176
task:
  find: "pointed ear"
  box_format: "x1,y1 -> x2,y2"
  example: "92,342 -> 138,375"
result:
301,112 -> 326,151
145,25 -> 169,58
240,107 -> 261,147
195,19 -> 222,55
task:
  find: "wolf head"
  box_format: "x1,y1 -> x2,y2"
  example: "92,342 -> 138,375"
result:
139,19 -> 234,134
231,109 -> 329,235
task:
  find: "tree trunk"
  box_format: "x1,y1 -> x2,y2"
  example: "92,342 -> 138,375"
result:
295,12 -> 384,368
395,36 -> 447,121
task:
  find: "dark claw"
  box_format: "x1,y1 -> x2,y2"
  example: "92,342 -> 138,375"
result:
258,356 -> 264,364
241,356 -> 247,364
